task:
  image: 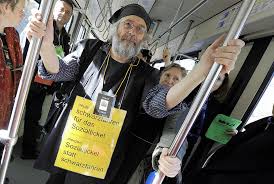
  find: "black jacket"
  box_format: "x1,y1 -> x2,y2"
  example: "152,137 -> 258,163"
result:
185,116 -> 274,184
52,20 -> 70,56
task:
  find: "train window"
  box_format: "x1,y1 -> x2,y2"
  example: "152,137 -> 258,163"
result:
153,62 -> 165,70
246,73 -> 274,124
174,59 -> 196,72
153,58 -> 196,72
17,0 -> 39,45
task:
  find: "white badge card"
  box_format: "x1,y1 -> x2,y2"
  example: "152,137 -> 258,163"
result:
94,92 -> 115,119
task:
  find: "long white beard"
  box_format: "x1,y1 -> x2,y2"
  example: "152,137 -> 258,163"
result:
112,32 -> 142,59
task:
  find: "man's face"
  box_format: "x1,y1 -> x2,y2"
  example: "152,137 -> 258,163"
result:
112,15 -> 147,59
53,1 -> 73,26
117,15 -> 147,47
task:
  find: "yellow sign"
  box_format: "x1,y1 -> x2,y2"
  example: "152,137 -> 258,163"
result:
54,96 -> 127,179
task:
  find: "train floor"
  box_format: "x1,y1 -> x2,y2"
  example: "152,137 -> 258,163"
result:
5,138 -> 49,184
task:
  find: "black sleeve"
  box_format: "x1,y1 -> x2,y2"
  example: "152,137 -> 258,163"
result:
23,39 -> 30,62
140,66 -> 160,104
63,33 -> 71,56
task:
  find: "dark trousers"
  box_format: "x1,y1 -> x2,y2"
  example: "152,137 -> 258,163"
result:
0,143 -> 4,157
45,171 -> 101,184
22,83 -> 47,155
46,171 -> 67,184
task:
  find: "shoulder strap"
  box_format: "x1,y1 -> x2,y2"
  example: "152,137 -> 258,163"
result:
75,39 -> 103,82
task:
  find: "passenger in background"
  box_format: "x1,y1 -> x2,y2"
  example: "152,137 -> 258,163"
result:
0,0 -> 26,183
0,0 -> 25,130
147,72 -> 237,184
185,104 -> 274,184
143,36 -> 245,179
21,0 -> 73,159
182,73 -> 230,176
123,64 -> 187,184
151,64 -> 188,183
203,73 -> 230,132
149,68 -> 229,184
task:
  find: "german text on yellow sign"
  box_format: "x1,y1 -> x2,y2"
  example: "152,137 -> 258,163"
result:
54,96 -> 127,179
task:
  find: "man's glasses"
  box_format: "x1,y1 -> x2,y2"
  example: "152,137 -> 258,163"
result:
121,21 -> 147,35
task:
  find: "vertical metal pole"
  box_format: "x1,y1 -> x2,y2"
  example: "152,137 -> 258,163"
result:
172,20 -> 194,63
152,0 -> 256,183
0,0 -> 55,183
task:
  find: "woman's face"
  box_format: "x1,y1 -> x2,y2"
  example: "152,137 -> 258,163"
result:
211,74 -> 225,92
159,67 -> 183,88
4,0 -> 25,27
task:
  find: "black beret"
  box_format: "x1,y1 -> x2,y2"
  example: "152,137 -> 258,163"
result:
109,4 -> 152,31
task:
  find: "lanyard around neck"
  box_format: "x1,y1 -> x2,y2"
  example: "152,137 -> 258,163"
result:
98,51 -> 140,106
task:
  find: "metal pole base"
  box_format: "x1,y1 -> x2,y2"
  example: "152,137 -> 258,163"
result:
0,130 -> 17,184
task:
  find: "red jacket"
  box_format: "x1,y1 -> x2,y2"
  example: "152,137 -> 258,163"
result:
0,27 -> 23,129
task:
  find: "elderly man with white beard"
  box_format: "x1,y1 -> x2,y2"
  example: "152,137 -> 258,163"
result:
26,3 -> 244,184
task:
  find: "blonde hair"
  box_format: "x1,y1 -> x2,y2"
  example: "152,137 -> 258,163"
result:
0,0 -> 18,11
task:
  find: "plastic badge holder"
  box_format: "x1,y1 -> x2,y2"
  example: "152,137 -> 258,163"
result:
205,114 -> 242,144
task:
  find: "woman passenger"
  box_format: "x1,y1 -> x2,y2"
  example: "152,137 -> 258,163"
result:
143,37 -> 243,179
0,0 -> 25,183
146,73 -> 232,183
182,73 -> 236,177
151,63 -> 188,181
0,0 -> 25,129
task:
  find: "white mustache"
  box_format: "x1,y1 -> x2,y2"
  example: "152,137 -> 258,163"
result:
121,34 -> 137,44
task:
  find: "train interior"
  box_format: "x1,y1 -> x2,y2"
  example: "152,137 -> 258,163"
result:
1,0 -> 274,183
